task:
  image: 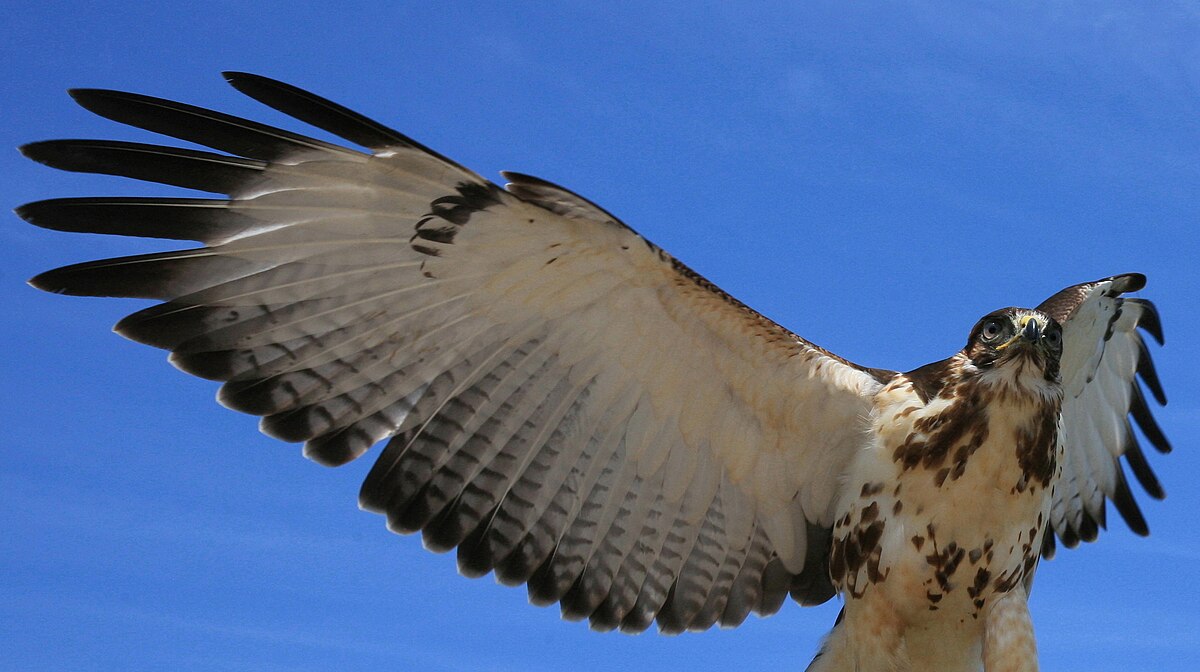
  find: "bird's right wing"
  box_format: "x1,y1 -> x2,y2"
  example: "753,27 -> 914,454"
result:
21,73 -> 893,633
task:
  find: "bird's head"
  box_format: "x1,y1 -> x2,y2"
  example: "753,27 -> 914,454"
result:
965,307 -> 1063,387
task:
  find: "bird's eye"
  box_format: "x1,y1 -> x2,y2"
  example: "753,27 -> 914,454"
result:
1045,329 -> 1062,348
981,319 -> 1004,342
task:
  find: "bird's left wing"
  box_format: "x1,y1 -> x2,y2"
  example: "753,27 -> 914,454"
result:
1036,273 -> 1169,555
20,74 -> 892,632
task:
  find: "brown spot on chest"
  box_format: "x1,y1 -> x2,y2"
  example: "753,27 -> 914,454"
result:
830,501 -> 890,598
926,540 -> 966,592
1013,402 -> 1061,492
892,384 -> 990,480
967,566 -> 992,605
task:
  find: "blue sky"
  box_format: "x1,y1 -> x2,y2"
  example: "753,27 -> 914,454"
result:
3,3 -> 1197,671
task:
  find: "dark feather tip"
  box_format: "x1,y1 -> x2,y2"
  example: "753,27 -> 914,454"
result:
1112,272 -> 1147,293
1136,340 -> 1168,405
16,197 -> 242,242
221,71 -> 475,176
27,255 -> 173,298
18,139 -> 264,194
67,87 -> 125,114
1123,435 -> 1166,500
1041,530 -> 1057,560
28,269 -> 68,294
20,140 -> 71,167
222,71 -> 405,151
1130,299 -> 1165,345
1059,525 -> 1080,549
1111,473 -> 1150,537
1130,385 -> 1172,454
13,201 -> 38,225
1078,512 -> 1100,543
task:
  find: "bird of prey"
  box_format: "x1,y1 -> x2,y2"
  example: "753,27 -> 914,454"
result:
19,74 -> 1171,672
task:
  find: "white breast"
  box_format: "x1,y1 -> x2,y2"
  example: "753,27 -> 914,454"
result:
827,371 -> 1063,669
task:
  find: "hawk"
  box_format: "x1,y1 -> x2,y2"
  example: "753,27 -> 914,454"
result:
20,74 -> 1171,672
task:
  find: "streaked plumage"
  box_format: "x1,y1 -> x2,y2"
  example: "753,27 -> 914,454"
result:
20,74 -> 1171,670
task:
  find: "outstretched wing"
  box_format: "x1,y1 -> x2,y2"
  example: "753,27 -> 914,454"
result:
20,73 -> 892,633
1037,273 -> 1169,555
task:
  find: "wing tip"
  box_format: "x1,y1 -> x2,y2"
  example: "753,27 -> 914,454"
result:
1111,272 -> 1146,293
27,269 -> 64,294
18,140 -> 65,167
13,201 -> 37,226
15,198 -> 87,233
222,70 -> 270,90
66,86 -> 116,110
28,264 -> 97,295
65,87 -> 162,126
17,141 -> 40,158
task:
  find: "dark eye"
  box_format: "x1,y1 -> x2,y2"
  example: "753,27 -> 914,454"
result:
981,319 -> 1005,342
1044,329 -> 1062,348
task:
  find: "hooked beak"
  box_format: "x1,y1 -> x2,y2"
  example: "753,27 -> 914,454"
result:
1021,316 -> 1041,342
997,315 -> 1044,351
